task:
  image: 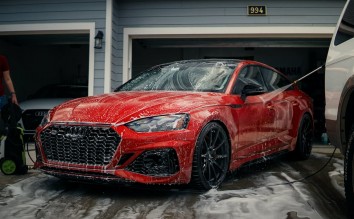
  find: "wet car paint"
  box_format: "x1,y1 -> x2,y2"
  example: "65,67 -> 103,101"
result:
34,60 -> 313,186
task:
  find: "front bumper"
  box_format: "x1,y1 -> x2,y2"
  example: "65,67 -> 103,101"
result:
35,123 -> 196,185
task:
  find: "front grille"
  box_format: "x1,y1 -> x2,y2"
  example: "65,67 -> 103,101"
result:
22,109 -> 48,130
40,124 -> 121,166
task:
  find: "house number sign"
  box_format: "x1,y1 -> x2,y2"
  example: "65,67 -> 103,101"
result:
247,6 -> 267,15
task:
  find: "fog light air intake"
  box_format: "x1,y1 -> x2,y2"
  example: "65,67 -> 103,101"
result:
126,148 -> 179,176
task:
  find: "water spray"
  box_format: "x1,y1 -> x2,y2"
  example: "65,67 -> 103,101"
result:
292,65 -> 324,85
260,64 -> 325,103
263,63 -> 339,187
291,55 -> 354,85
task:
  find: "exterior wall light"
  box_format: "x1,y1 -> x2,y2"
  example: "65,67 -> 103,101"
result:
94,31 -> 104,49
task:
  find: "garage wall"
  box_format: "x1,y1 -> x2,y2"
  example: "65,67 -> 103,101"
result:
0,0 -> 106,95
117,0 -> 344,27
112,0 -> 345,89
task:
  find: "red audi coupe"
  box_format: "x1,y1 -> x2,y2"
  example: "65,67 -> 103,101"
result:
34,59 -> 313,190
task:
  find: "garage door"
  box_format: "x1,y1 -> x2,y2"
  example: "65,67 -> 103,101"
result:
0,34 -> 89,102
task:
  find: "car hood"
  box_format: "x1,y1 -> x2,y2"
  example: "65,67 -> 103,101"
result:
20,98 -> 71,111
50,91 -> 227,124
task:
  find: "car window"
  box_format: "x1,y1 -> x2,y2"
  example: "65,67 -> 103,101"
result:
334,0 -> 354,46
260,67 -> 292,91
232,66 -> 267,94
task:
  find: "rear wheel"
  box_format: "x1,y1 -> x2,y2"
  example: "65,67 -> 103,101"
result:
191,122 -> 230,190
345,129 -> 354,218
292,114 -> 313,160
0,158 -> 17,175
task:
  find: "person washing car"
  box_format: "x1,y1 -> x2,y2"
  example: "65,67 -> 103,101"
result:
0,54 -> 27,175
0,54 -> 19,131
0,54 -> 18,107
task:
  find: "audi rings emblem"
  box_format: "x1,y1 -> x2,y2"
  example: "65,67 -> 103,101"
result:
35,111 -> 47,117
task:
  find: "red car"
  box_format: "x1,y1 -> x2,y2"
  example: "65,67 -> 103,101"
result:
34,59 -> 313,190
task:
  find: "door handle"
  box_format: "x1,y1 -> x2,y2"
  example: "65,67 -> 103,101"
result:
266,103 -> 274,109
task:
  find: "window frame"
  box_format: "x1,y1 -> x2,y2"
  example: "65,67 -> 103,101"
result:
232,65 -> 268,95
259,67 -> 293,92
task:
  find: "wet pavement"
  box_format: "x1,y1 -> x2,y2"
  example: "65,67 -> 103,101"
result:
0,144 -> 347,219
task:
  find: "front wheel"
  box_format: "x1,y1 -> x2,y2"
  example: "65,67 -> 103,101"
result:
345,129 -> 354,218
292,114 -> 313,160
191,122 -> 230,190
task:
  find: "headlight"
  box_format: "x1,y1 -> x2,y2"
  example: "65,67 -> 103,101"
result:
39,111 -> 51,127
126,114 -> 190,132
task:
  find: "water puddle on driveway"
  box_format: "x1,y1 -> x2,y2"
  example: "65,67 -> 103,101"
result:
0,172 -> 321,219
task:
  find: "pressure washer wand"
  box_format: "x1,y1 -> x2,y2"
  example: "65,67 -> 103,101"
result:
292,65 -> 324,85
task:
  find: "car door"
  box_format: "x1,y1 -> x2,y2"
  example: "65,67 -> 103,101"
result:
260,67 -> 295,149
231,65 -> 276,159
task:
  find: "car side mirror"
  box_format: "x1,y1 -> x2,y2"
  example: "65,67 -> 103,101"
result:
241,83 -> 265,101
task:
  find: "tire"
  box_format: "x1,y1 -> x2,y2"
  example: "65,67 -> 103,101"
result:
0,157 -> 17,175
191,122 -> 230,190
292,114 -> 313,160
345,130 -> 354,218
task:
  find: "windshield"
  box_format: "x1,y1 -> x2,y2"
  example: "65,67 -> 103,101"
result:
116,60 -> 238,92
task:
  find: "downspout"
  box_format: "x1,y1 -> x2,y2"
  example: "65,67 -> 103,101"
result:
104,0 -> 113,93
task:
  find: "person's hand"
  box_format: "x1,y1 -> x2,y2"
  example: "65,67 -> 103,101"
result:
11,93 -> 18,105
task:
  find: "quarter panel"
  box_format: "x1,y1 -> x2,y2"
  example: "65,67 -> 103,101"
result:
325,48 -> 354,151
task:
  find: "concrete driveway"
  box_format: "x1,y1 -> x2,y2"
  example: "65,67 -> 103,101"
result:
0,145 -> 347,219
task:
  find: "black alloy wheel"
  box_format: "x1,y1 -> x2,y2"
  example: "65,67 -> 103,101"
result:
191,122 -> 230,190
345,128 -> 354,218
293,114 -> 313,160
